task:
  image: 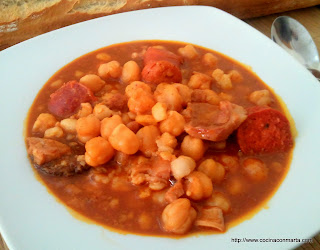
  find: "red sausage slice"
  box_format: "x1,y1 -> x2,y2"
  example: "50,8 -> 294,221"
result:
184,101 -> 247,141
237,106 -> 293,154
48,81 -> 96,118
142,47 -> 183,84
142,60 -> 182,84
143,47 -> 183,66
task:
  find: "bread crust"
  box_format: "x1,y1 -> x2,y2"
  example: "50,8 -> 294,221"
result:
1,0 -> 320,50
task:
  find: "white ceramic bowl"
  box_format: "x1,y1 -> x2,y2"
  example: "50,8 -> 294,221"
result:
0,6 -> 320,250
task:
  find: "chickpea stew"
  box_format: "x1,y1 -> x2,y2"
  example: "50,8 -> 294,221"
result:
25,40 -> 294,236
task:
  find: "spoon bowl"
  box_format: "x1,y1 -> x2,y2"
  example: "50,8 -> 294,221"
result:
271,16 -> 320,79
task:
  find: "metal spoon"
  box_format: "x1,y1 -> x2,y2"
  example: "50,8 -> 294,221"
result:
271,16 -> 320,80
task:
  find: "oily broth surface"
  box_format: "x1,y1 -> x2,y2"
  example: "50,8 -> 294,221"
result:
26,40 -> 292,236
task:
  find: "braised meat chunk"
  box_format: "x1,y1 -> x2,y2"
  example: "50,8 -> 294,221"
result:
34,155 -> 89,176
48,81 -> 96,118
184,101 -> 247,141
26,137 -> 71,165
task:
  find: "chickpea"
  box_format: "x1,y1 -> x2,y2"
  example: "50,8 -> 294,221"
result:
159,111 -> 185,136
32,113 -> 57,134
249,89 -> 272,106
152,102 -> 168,122
184,171 -> 213,200
209,140 -> 226,150
65,184 -> 82,195
111,176 -> 132,191
138,213 -> 152,230
152,190 -> 167,205
96,52 -> 111,61
44,127 -> 64,139
270,161 -> 283,173
162,198 -> 197,234
242,158 -> 268,181
109,124 -> 140,154
212,68 -> 224,82
178,44 -> 198,59
126,121 -> 141,133
136,125 -> 160,157
173,83 -> 192,107
156,132 -> 177,153
121,113 -> 131,125
219,154 -> 239,173
93,104 -> 112,120
198,159 -> 225,183
121,60 -> 141,84
126,112 -> 136,120
202,53 -> 218,67
74,70 -> 85,79
79,74 -> 105,92
226,177 -> 247,195
76,114 -> 101,141
217,74 -> 232,90
100,115 -> 123,139
219,92 -> 233,101
77,135 -> 94,143
149,180 -> 168,191
109,198 -> 119,209
85,136 -> 114,167
114,151 -> 129,166
135,115 -> 157,126
228,70 -> 243,83
191,89 -> 221,105
127,89 -> 155,114
152,45 -> 166,50
205,192 -> 231,213
181,135 -> 206,161
76,103 -> 92,118
125,81 -> 152,97
188,72 -> 212,90
98,61 -> 122,79
50,79 -> 63,89
159,151 -> 176,162
154,83 -> 183,112
171,156 -> 196,180
60,118 -> 77,134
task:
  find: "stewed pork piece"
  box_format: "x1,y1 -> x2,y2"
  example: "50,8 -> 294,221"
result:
184,101 -> 247,141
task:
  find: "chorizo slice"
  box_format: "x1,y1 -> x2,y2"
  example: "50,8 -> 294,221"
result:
143,47 -> 183,66
48,81 -> 96,118
184,101 -> 247,141
237,106 -> 293,154
142,60 -> 182,84
142,47 -> 183,84
26,137 -> 71,165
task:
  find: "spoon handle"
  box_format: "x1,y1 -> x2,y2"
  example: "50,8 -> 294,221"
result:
308,68 -> 320,81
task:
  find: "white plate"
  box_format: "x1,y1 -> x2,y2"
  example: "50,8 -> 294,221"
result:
0,6 -> 320,250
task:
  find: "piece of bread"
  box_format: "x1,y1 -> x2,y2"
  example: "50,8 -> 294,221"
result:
1,0 -> 320,50
0,0 -> 78,50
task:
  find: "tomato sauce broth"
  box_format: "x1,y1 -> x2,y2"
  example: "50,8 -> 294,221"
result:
26,40 -> 293,236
